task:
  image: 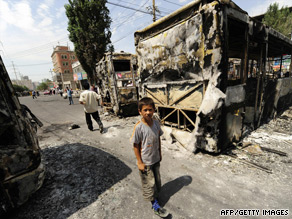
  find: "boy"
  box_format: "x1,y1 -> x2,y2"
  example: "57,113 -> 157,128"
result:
131,97 -> 169,218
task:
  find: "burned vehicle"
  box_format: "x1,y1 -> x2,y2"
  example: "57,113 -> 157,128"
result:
0,56 -> 44,214
96,52 -> 138,116
134,0 -> 292,153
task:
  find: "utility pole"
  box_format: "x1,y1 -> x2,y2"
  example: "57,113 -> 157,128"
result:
18,72 -> 23,86
11,61 -> 18,84
60,70 -> 64,90
153,0 -> 156,22
49,69 -> 54,81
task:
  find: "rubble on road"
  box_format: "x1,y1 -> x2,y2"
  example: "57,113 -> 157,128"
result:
8,143 -> 132,219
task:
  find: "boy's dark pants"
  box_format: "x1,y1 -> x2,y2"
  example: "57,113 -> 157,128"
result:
139,162 -> 161,202
85,111 -> 103,130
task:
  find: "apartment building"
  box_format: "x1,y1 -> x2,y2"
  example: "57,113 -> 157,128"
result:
51,45 -> 78,89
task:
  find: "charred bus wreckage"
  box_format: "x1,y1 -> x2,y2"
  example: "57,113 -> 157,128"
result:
134,0 -> 292,153
96,52 -> 138,116
0,56 -> 44,214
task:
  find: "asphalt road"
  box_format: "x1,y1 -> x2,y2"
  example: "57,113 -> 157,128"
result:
8,94 -> 292,219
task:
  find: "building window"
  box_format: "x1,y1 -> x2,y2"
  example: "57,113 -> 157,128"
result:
61,54 -> 68,59
62,62 -> 69,66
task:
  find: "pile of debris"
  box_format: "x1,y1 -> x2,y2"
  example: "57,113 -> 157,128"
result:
221,107 -> 292,175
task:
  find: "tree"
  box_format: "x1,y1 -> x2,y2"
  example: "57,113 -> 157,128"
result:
13,84 -> 29,92
263,3 -> 292,38
65,0 -> 113,83
44,79 -> 52,82
37,82 -> 49,91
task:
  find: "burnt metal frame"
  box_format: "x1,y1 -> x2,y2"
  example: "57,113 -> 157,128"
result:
157,106 -> 196,132
98,53 -> 137,115
145,82 -> 202,132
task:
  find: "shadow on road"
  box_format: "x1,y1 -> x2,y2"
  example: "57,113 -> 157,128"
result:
159,175 -> 192,207
8,143 -> 132,219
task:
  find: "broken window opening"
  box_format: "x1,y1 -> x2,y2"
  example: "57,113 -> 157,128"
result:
247,60 -> 259,79
227,58 -> 242,83
271,55 -> 291,78
113,60 -> 131,72
114,60 -> 135,88
158,106 -> 196,132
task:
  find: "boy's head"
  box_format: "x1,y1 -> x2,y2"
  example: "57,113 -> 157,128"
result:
138,97 -> 155,121
138,97 -> 155,111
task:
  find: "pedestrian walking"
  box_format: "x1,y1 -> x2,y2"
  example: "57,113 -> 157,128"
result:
79,83 -> 104,133
32,90 -> 37,99
130,97 -> 169,218
67,87 -> 74,105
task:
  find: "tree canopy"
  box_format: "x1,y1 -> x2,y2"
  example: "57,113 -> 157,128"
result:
37,82 -> 49,91
13,84 -> 29,92
65,0 -> 113,83
263,3 -> 292,38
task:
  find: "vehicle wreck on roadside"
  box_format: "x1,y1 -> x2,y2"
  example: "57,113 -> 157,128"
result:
0,56 -> 45,215
134,0 -> 292,153
96,52 -> 138,116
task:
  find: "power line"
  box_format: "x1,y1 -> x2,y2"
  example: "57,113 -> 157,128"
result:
107,1 -> 152,15
162,0 -> 183,7
8,37 -> 70,59
108,0 -> 120,13
112,14 -> 148,30
7,62 -> 52,67
112,20 -> 151,44
118,0 -> 150,24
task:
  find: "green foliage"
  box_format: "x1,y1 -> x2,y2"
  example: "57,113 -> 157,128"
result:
13,84 -> 29,92
43,79 -> 52,82
37,82 -> 49,91
65,0 -> 113,83
263,3 -> 292,38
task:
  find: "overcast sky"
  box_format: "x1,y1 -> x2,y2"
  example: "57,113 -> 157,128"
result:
1,0 -> 292,83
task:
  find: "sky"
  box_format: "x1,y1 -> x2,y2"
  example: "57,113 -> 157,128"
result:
1,0 -> 292,83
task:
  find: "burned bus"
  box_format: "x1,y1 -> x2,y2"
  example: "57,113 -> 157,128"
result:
96,52 -> 138,116
0,56 -> 45,214
134,0 -> 292,153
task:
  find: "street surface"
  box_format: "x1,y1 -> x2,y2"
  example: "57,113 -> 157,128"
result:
7,94 -> 292,219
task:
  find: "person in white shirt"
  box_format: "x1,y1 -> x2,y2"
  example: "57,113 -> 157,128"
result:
79,83 -> 104,133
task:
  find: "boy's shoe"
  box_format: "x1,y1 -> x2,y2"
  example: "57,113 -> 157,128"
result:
152,199 -> 169,218
100,126 -> 104,134
153,207 -> 169,218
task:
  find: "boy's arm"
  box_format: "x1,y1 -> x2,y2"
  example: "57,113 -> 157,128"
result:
133,143 -> 145,171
